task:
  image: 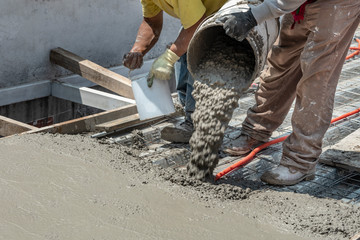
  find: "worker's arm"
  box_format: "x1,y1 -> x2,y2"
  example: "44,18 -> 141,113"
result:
170,15 -> 206,57
147,15 -> 206,85
218,0 -> 307,41
251,0 -> 307,24
123,11 -> 163,70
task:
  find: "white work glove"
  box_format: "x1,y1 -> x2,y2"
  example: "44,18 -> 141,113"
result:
147,49 -> 180,87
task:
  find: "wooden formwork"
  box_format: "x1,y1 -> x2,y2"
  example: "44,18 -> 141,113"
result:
0,115 -> 38,137
0,48 -> 157,137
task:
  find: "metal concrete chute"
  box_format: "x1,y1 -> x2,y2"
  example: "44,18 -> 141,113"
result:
187,0 -> 279,84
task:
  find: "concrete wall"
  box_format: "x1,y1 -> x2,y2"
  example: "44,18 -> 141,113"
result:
0,0 -> 181,88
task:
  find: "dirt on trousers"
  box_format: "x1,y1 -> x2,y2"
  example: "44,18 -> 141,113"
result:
1,133 -> 359,240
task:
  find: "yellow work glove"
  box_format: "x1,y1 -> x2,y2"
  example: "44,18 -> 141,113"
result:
147,49 -> 180,87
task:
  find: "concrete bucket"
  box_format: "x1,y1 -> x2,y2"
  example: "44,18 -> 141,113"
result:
187,0 -> 279,90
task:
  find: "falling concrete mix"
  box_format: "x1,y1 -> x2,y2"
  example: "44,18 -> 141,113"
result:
187,34 -> 254,180
1,132 -> 359,240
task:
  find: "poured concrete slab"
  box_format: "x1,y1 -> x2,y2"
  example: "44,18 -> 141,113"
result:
0,133 -> 310,240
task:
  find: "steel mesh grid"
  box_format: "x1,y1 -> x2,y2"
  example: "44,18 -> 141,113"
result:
211,55 -> 360,204
107,42 -> 360,205
222,112 -> 360,205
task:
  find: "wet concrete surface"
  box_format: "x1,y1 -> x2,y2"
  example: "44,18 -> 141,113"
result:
0,133 -> 313,240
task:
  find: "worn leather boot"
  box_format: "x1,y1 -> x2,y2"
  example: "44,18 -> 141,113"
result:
260,165 -> 315,186
224,134 -> 265,156
161,120 -> 194,143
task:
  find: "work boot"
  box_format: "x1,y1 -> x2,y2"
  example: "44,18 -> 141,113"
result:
224,134 -> 265,156
260,165 -> 315,186
161,120 -> 194,143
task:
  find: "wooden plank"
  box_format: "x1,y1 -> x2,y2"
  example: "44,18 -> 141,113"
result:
0,115 -> 38,136
52,82 -> 135,110
56,59 -> 155,87
23,93 -> 179,135
94,113 -> 168,133
25,104 -> 138,134
95,114 -> 141,132
319,129 -> 360,172
50,48 -> 134,99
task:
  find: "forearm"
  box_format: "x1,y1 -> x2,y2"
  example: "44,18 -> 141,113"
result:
170,15 -> 206,57
251,0 -> 307,24
131,12 -> 163,55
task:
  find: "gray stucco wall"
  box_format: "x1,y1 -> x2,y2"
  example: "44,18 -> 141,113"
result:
0,0 -> 181,88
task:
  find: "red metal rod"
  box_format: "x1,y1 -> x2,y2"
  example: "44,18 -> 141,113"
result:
330,107 -> 360,124
215,107 -> 360,181
346,38 -> 360,60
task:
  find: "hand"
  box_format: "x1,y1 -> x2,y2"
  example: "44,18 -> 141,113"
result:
123,52 -> 143,70
147,49 -> 179,87
217,9 -> 257,42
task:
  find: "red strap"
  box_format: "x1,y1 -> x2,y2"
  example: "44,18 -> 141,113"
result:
291,0 -> 316,29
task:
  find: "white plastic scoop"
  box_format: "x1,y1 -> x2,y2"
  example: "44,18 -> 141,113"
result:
131,73 -> 175,120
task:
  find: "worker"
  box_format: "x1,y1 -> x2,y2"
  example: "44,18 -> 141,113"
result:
123,0 -> 227,143
219,0 -> 360,185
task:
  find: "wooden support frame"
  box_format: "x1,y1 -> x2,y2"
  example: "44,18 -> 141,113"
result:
1,49 -> 166,137
4,50 -> 178,136
20,93 -> 179,135
50,48 -> 134,99
0,59 -> 154,108
94,93 -> 179,132
0,115 -> 38,137
25,104 -> 138,135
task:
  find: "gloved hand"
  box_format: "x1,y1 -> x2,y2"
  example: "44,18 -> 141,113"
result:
147,49 -> 180,87
217,9 -> 257,42
123,52 -> 144,70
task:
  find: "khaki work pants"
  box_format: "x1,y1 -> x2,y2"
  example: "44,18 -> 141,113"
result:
242,0 -> 360,173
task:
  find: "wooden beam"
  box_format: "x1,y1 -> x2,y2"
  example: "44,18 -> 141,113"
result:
50,48 -> 134,99
95,114 -> 141,132
52,82 -> 135,110
95,113 -> 169,132
53,59 -> 155,88
95,111 -> 182,133
0,115 -> 38,136
26,104 -> 138,134
21,87 -> 178,135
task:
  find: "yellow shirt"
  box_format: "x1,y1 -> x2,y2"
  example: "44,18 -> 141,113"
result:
141,0 -> 228,29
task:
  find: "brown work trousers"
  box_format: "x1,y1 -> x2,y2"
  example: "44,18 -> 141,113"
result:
242,0 -> 360,173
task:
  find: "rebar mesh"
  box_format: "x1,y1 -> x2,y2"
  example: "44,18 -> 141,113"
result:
217,52 -> 360,205
106,40 -> 360,205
